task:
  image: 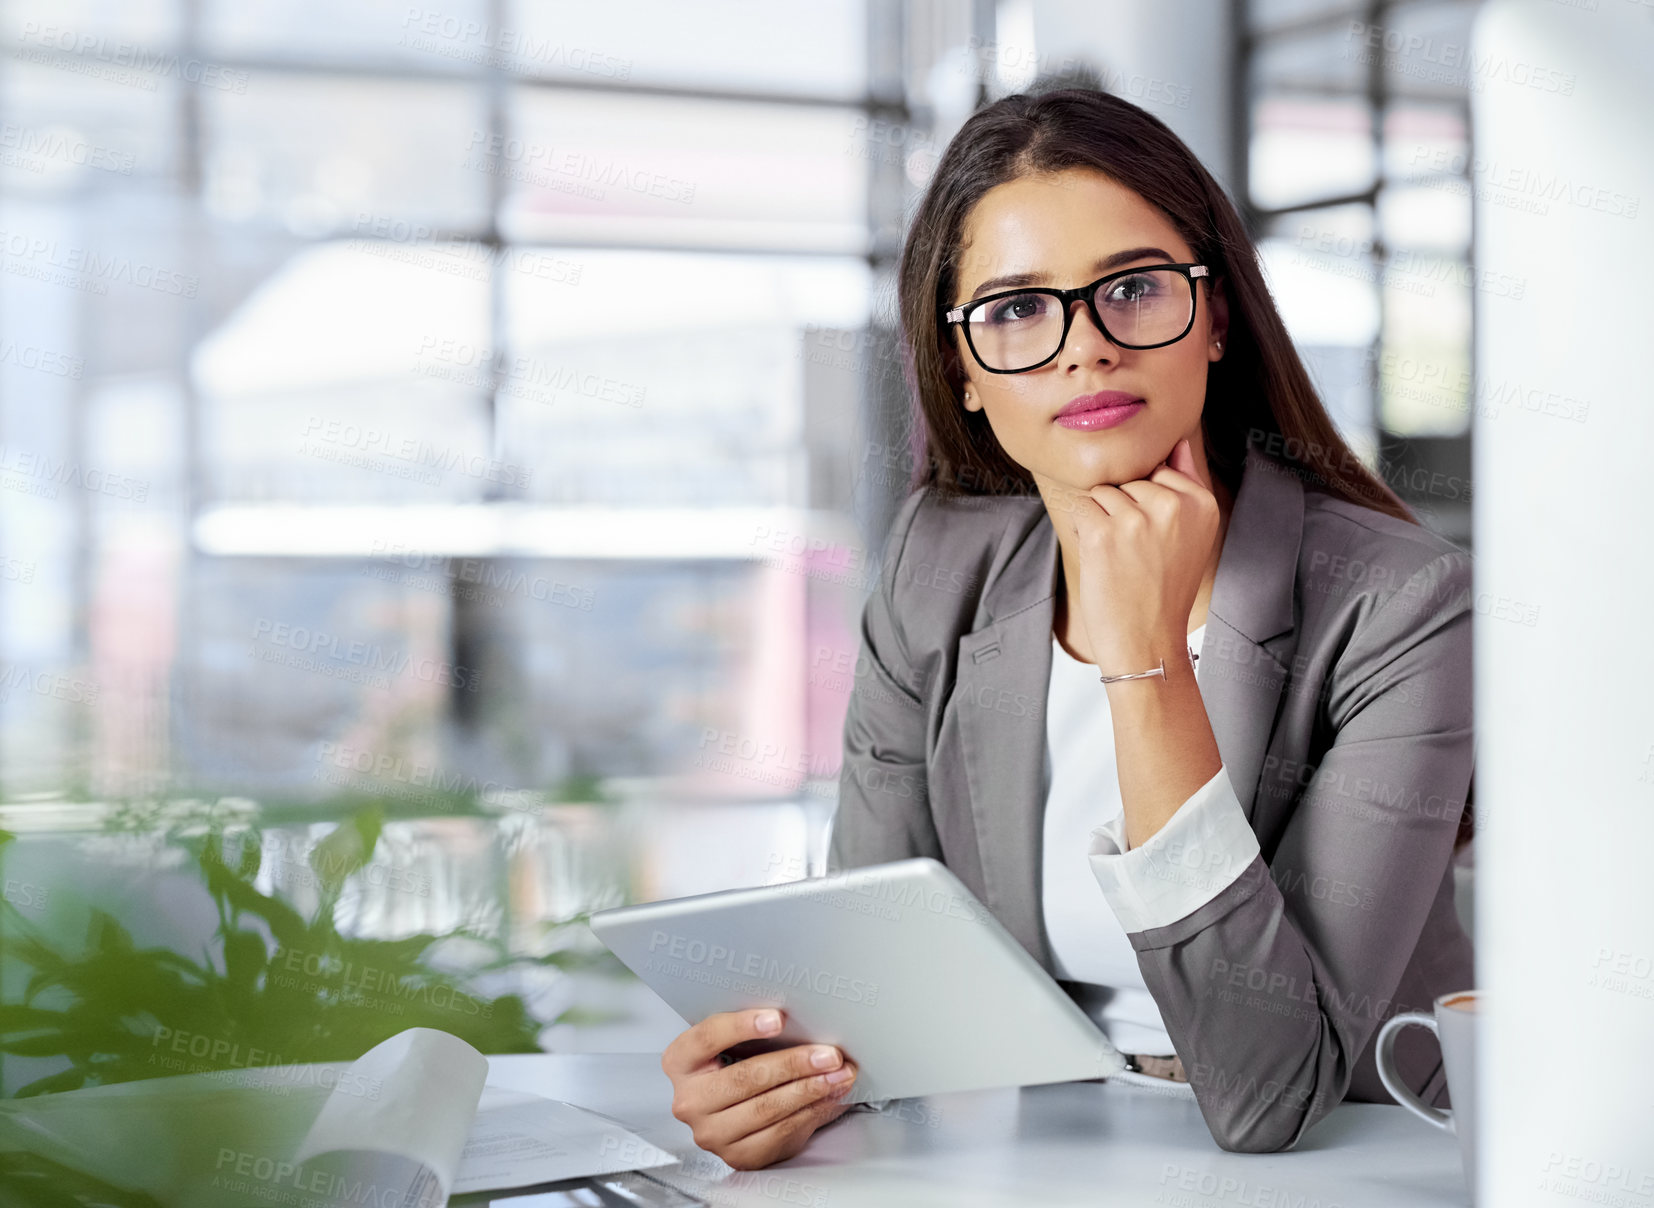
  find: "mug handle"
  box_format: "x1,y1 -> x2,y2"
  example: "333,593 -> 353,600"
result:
1374,1011 -> 1453,1131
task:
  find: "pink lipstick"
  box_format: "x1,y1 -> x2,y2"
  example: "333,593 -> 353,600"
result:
1054,390 -> 1145,431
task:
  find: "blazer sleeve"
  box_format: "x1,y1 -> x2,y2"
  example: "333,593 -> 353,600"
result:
1117,549 -> 1475,1154
825,486 -> 941,876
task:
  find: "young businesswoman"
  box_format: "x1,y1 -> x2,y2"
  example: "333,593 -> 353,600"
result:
662,87 -> 1475,1170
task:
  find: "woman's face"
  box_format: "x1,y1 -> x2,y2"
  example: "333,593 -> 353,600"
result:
948,167 -> 1228,495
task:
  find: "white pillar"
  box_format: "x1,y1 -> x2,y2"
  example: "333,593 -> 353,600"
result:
1472,3 -> 1654,1205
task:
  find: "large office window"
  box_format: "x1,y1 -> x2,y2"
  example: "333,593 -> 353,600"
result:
1240,0 -> 1481,545
0,0 -> 936,823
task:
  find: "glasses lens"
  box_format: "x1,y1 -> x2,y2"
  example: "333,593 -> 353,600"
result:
1091,269 -> 1193,349
964,291 -> 1065,372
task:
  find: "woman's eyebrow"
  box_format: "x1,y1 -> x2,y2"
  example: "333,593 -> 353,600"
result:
966,245 -> 1174,301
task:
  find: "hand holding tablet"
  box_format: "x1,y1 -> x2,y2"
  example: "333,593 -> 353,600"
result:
657,1005 -> 860,1171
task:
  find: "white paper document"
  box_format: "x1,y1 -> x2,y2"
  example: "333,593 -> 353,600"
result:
455,1087 -> 678,1193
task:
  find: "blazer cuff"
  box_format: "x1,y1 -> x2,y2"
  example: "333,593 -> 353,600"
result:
1087,763 -> 1262,934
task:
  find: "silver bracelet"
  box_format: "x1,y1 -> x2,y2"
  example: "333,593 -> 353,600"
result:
1098,645 -> 1199,685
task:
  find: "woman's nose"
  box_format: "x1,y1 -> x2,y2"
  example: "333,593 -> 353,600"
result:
1060,298 -> 1121,365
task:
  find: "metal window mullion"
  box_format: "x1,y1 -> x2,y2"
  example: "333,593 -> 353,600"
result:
179,0 -> 206,792
1366,0 -> 1386,451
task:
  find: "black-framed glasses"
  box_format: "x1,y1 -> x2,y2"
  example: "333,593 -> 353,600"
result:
941,263 -> 1209,374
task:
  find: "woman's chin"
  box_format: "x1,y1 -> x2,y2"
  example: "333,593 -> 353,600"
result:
1063,452 -> 1162,490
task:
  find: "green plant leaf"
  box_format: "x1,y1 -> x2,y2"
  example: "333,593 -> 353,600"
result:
12,1065 -> 90,1096
234,828 -> 264,881
222,931 -> 269,993
197,843 -> 308,949
88,912 -> 135,957
0,1004 -> 74,1032
307,806 -> 385,896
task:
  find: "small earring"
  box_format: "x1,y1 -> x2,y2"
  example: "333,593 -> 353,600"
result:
1214,340 -> 1224,353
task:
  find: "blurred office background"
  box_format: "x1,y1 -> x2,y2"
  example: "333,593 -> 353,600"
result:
0,0 -> 1494,1075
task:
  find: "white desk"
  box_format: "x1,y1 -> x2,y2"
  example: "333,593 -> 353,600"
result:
486,1053 -> 1469,1208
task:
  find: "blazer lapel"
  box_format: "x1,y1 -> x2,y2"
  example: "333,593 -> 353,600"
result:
1197,447 -> 1305,822
951,445 -> 1305,972
954,574 -> 1057,971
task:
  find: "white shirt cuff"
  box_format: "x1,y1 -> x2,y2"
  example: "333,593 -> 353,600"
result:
1086,763 -> 1261,933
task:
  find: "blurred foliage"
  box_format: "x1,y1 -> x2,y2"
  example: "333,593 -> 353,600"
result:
0,1151 -> 166,1208
0,805 -> 628,1100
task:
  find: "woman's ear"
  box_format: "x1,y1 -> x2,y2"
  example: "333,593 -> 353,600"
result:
1207,277 -> 1230,359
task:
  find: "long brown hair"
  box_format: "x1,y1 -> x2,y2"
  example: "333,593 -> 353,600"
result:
896,86 -> 1416,523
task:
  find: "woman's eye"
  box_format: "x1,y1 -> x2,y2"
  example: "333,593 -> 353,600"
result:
1104,275 -> 1160,304
986,294 -> 1047,324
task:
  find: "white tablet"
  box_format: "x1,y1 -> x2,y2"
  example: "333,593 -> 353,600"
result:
587,856 -> 1127,1104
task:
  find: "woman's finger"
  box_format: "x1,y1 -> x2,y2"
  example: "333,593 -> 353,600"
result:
1169,437 -> 1197,476
1114,479 -> 1179,512
1085,483 -> 1138,517
1148,459 -> 1201,490
1149,439 -> 1205,489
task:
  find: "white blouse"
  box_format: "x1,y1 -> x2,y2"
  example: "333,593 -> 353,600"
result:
1040,623 -> 1261,1058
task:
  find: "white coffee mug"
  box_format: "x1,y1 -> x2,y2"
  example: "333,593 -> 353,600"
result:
1375,989 -> 1479,1205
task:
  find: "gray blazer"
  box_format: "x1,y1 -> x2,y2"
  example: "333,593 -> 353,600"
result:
826,444 -> 1475,1154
